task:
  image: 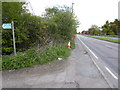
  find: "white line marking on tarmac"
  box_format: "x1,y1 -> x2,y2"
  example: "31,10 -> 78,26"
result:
78,37 -> 98,59
105,45 -> 112,48
105,66 -> 118,80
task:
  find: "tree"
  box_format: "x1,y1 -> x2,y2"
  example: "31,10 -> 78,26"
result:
44,6 -> 79,42
2,2 -> 29,54
87,25 -> 101,35
101,19 -> 120,36
101,21 -> 110,35
2,3 -> 79,55
81,31 -> 88,34
108,30 -> 115,35
44,6 -> 59,17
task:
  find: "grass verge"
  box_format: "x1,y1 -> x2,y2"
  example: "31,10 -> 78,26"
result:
2,44 -> 71,70
86,36 -> 120,44
71,39 -> 75,49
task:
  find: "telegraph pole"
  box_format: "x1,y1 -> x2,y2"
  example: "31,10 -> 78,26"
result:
118,1 -> 120,20
72,2 -> 74,13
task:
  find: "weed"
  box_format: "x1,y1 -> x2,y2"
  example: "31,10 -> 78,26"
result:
2,44 -> 70,70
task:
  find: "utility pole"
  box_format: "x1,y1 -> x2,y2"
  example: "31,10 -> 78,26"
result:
118,1 -> 120,20
72,2 -> 74,13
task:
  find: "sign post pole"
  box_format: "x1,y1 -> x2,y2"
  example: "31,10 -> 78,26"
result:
11,21 -> 17,56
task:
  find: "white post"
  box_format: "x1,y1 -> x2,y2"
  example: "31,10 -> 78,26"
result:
12,21 -> 17,56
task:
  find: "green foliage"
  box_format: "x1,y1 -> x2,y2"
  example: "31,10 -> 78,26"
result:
101,19 -> 120,35
83,19 -> 120,36
86,25 -> 101,35
44,6 -> 79,41
86,36 -> 120,44
2,2 -> 78,70
108,30 -> 115,35
2,45 -> 70,70
70,39 -> 75,49
2,2 -> 78,55
2,2 -> 29,54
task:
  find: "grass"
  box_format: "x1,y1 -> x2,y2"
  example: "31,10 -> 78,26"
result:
2,44 -> 71,70
70,39 -> 75,49
99,35 -> 119,38
0,60 -> 1,71
86,35 -> 120,44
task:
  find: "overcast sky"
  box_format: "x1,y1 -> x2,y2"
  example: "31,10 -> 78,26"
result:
29,0 -> 119,32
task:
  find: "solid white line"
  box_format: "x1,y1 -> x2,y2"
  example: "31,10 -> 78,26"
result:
105,66 -> 118,80
105,45 -> 112,48
78,37 -> 98,59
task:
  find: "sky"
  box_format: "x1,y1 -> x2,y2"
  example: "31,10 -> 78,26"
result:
28,0 -> 119,33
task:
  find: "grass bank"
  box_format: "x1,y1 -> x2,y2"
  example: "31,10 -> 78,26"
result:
86,35 -> 120,44
0,60 -> 1,70
2,43 -> 72,70
99,35 -> 120,38
71,39 -> 75,49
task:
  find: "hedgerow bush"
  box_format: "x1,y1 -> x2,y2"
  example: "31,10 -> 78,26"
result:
2,45 -> 70,70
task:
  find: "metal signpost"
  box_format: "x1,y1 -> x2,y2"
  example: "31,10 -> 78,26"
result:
2,21 -> 17,55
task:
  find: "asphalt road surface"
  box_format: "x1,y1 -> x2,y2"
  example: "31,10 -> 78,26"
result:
77,35 -> 119,85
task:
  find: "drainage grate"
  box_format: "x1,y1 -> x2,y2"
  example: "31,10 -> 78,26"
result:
62,81 -> 79,88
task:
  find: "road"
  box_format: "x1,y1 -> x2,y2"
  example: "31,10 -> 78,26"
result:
77,34 -> 118,87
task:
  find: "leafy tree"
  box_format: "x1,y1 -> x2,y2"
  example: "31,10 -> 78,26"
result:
81,31 -> 88,34
87,25 -> 101,35
101,19 -> 120,36
2,2 -> 79,55
44,6 -> 59,17
2,2 -> 28,54
44,6 -> 79,42
108,30 -> 115,35
85,19 -> 120,36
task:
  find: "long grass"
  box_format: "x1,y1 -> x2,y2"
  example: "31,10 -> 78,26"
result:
70,39 -> 75,49
2,44 -> 71,70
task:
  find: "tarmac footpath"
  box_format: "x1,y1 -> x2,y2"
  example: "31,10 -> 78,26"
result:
2,38 -> 110,88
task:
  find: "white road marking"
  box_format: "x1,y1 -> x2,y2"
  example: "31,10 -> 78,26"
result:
105,45 -> 112,48
77,37 -> 98,59
105,66 -> 118,80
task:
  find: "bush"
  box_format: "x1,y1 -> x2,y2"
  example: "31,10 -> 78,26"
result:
2,3 -> 78,55
2,45 -> 70,70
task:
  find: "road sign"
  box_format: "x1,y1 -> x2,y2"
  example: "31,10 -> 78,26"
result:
2,23 -> 12,29
2,21 -> 17,55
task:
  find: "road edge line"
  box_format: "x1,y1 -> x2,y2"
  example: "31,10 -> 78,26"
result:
77,36 -> 98,59
105,66 -> 118,80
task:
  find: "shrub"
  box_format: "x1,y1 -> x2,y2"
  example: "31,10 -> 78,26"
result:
2,45 -> 70,70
